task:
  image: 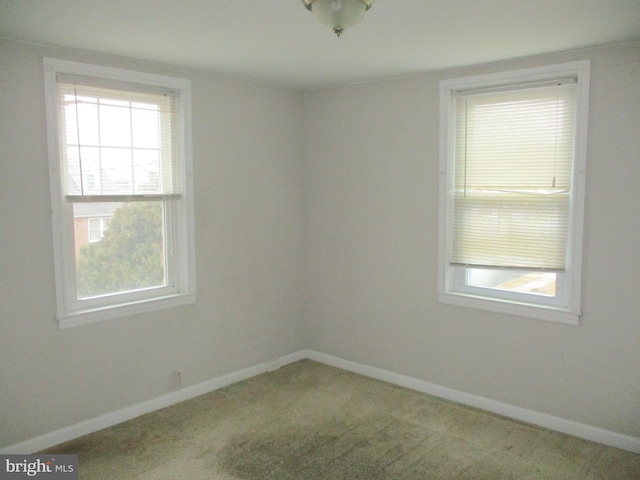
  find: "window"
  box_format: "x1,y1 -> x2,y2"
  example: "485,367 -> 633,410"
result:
88,217 -> 110,242
44,58 -> 196,328
438,61 -> 590,324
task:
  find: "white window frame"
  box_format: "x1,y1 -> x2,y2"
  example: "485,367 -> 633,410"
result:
438,61 -> 590,325
44,58 -> 196,329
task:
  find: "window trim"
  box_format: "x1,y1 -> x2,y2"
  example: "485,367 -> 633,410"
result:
437,61 -> 590,325
44,58 -> 196,329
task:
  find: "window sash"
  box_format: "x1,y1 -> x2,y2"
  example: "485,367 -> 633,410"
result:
57,78 -> 183,199
69,197 -> 179,309
453,266 -> 568,308
451,193 -> 570,271
451,83 -> 577,271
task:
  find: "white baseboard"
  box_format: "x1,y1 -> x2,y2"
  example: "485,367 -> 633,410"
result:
3,348 -> 639,456
306,350 -> 640,455
0,350 -> 306,454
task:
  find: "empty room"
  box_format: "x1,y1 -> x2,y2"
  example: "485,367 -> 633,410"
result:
1,1 -> 639,478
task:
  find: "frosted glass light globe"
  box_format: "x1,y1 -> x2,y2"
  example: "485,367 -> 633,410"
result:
303,0 -> 374,37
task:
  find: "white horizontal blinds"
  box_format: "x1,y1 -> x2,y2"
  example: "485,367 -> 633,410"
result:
57,76 -> 182,200
451,82 -> 577,271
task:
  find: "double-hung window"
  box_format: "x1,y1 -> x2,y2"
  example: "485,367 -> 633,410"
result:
44,59 -> 196,328
438,61 -> 590,324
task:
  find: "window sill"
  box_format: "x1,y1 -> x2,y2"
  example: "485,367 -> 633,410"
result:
57,292 -> 196,330
438,291 -> 580,326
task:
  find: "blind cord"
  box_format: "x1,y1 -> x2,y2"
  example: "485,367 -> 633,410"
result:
73,83 -> 85,196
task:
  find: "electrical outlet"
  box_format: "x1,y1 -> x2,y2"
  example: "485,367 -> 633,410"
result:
266,358 -> 281,372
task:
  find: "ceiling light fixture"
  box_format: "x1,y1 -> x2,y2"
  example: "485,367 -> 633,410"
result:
302,0 -> 374,37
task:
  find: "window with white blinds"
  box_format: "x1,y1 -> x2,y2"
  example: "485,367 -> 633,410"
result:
57,78 -> 182,200
438,61 -> 590,324
451,82 -> 576,271
44,58 -> 196,329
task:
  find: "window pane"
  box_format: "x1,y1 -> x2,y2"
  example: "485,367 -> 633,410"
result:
100,148 -> 133,194
58,81 -> 178,197
73,201 -> 166,299
131,105 -> 160,148
467,267 -> 556,297
451,194 -> 569,270
63,99 -> 99,146
133,149 -> 161,193
88,218 -> 102,242
99,103 -> 131,147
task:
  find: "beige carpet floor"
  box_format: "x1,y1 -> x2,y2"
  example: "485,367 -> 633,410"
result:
43,360 -> 640,479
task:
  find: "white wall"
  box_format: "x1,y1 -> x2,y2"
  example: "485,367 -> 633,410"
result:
0,38 -> 306,448
304,42 -> 640,439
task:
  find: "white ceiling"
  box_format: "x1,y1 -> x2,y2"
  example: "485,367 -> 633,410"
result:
1,0 -> 639,89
